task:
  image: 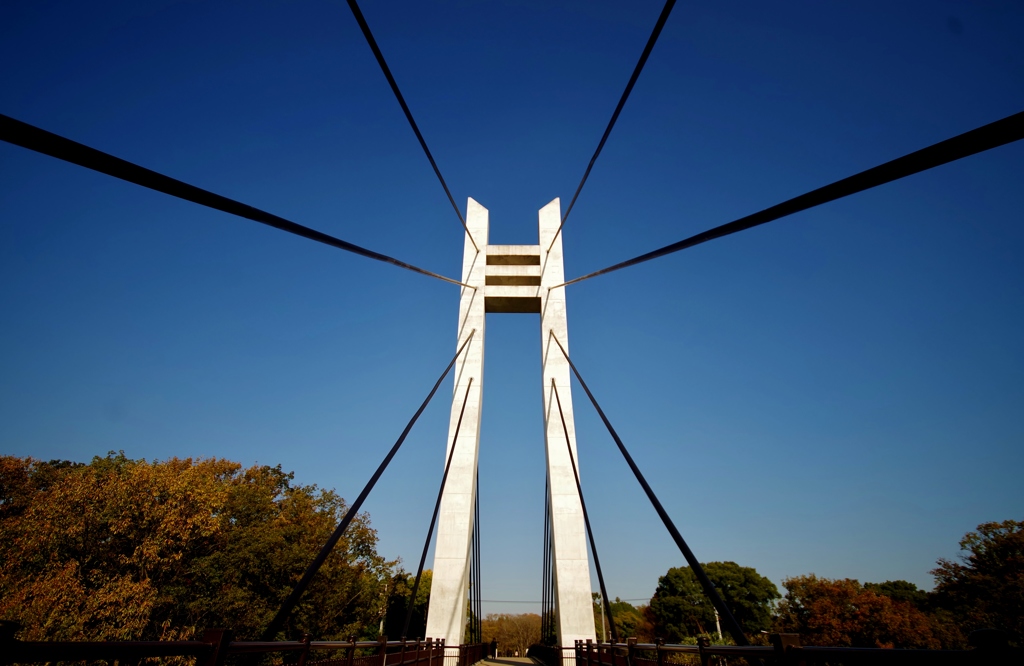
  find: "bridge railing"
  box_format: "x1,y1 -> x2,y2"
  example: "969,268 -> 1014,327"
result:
0,625 -> 447,666
422,641 -> 496,666
527,644 -> 576,666
528,633 -> 1024,666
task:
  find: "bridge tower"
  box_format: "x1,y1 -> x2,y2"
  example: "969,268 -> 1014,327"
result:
424,198 -> 595,649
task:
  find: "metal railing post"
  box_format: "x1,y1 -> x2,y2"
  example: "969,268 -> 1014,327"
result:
346,636 -> 357,666
378,635 -> 388,666
586,639 -> 593,666
654,639 -> 663,666
296,633 -> 312,666
199,628 -> 233,666
0,620 -> 22,642
770,633 -> 802,666
696,636 -> 709,666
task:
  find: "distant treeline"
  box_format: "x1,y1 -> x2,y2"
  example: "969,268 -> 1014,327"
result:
1,454 -> 1020,649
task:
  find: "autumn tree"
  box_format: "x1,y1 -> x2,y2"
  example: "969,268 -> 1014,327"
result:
773,575 -> 949,649
0,453 -> 393,642
931,519 -> 1024,644
481,613 -> 540,657
649,562 -> 779,641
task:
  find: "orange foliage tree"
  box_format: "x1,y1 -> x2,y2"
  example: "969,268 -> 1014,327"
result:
773,575 -> 952,649
0,453 -> 393,642
481,613 -> 540,657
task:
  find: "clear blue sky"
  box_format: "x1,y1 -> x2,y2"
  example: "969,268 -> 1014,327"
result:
2,0 -> 1022,617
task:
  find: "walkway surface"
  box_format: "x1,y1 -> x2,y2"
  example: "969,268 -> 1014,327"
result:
478,658 -> 541,666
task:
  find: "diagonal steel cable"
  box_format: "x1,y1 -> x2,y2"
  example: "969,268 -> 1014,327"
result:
551,378 -> 618,644
346,0 -> 478,251
541,475 -> 551,643
0,113 -> 472,289
548,0 -> 677,251
261,330 -> 476,641
554,109 -> 1024,287
549,332 -> 750,646
402,378 -> 474,639
475,465 -> 484,641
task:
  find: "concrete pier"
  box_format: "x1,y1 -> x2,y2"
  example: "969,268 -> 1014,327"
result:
425,199 -> 595,648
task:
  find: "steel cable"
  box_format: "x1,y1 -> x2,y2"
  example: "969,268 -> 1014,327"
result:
555,109 -> 1024,287
473,468 -> 482,642
0,113 -> 471,289
402,378 -> 474,639
346,0 -> 477,251
549,0 -> 678,251
541,476 -> 552,644
261,330 -> 476,641
550,332 -> 750,646
551,379 -> 619,644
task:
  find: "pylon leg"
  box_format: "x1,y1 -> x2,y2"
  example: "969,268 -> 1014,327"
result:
539,199 -> 595,647
425,199 -> 487,648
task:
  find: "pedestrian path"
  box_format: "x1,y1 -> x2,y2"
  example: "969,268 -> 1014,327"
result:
478,658 -> 540,666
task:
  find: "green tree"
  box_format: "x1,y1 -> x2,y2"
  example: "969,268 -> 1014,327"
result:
0,453 -> 393,642
931,519 -> 1024,644
616,599 -> 649,640
863,580 -> 928,608
649,562 -> 779,641
592,594 -> 651,641
383,570 -> 431,639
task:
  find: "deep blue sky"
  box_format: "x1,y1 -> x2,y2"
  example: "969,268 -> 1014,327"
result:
2,0 -> 1022,616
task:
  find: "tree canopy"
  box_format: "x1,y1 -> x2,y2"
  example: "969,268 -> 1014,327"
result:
773,575 -> 956,649
592,595 -> 651,641
382,569 -> 431,639
931,519 -> 1024,644
1,453 -> 1019,651
648,561 -> 779,641
863,580 -> 929,608
0,453 -> 392,642
481,613 -> 539,657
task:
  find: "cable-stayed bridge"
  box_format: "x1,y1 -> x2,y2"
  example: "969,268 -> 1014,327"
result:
2,1 -> 1022,664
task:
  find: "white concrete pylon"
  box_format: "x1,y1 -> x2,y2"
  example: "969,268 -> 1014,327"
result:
538,199 -> 595,647
424,198 -> 487,647
425,198 -> 595,648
